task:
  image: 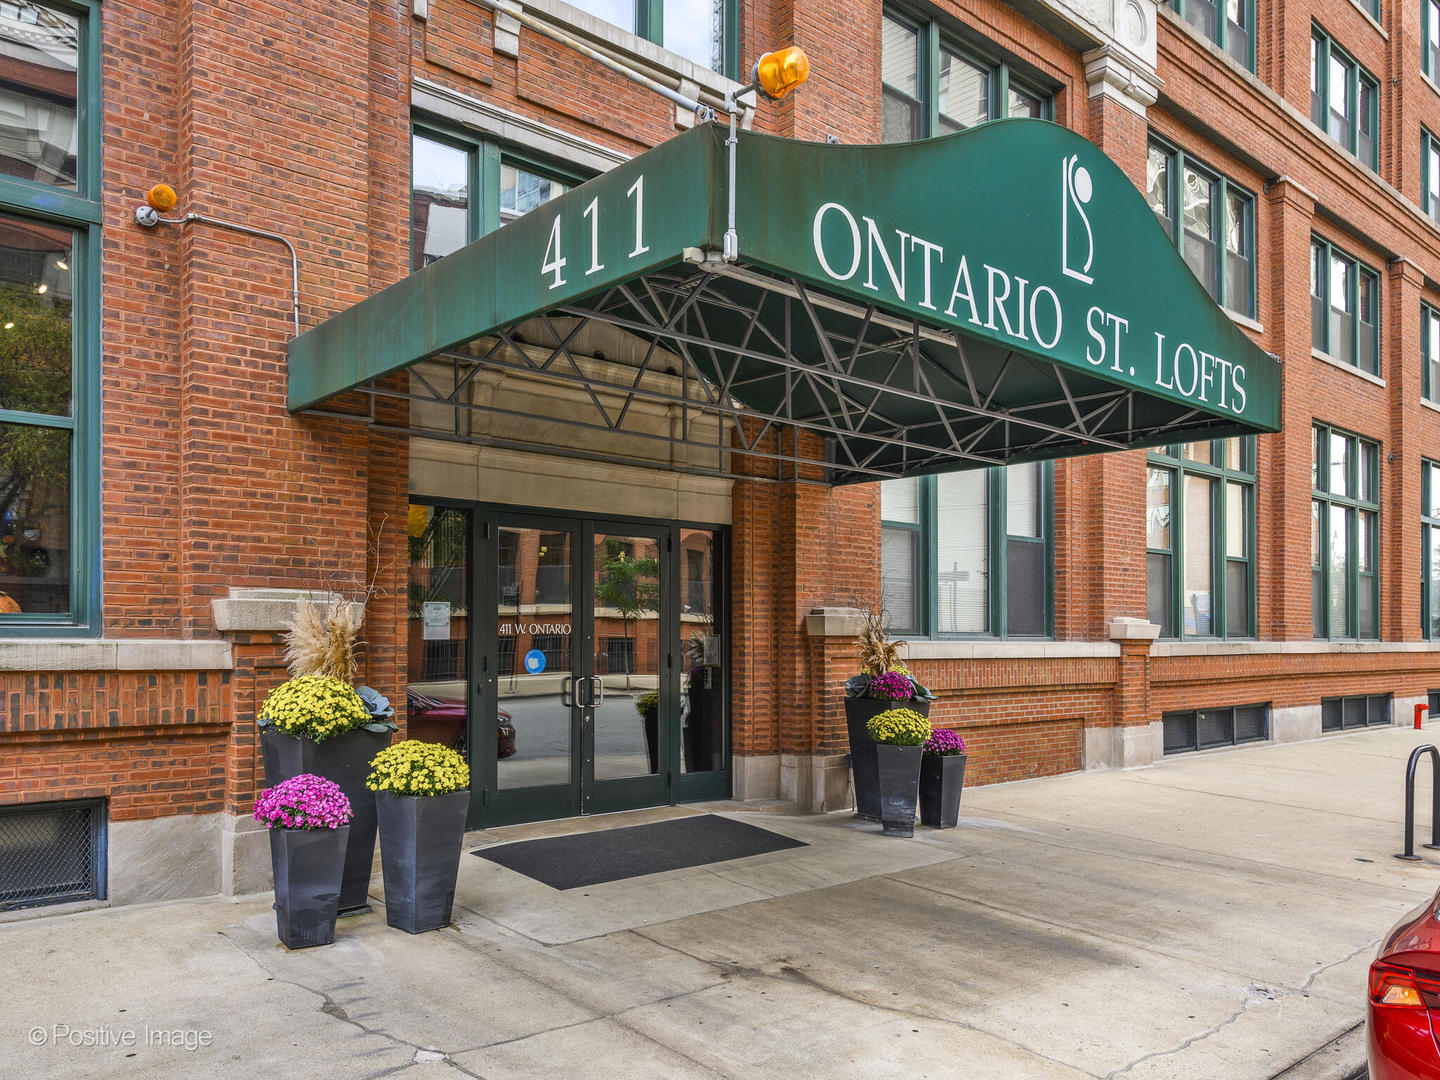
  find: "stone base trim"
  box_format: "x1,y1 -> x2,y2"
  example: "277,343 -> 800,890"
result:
0,639 -> 232,672
1083,722 -> 1163,769
733,753 -> 780,801
779,753 -> 852,813
221,812 -> 274,897
108,813 -> 222,905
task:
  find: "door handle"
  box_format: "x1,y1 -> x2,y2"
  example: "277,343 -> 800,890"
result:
561,676 -> 574,708
589,675 -> 605,706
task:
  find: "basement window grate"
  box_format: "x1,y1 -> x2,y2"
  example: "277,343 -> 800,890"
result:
1163,704 -> 1269,755
1321,693 -> 1391,732
0,799 -> 106,911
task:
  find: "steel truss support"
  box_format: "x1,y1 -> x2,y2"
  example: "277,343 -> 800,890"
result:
303,260 -> 1223,485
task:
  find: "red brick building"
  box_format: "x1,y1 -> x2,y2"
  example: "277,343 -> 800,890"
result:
2,0 -> 1437,909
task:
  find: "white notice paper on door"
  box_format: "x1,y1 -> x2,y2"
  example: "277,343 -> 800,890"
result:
422,601 -> 451,641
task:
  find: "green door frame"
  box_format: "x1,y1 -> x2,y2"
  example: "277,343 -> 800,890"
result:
463,504 -> 731,828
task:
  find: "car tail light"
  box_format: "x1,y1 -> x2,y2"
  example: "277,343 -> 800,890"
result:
1371,961 -> 1440,1008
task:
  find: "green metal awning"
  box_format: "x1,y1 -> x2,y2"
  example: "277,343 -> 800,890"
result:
288,121 -> 1280,484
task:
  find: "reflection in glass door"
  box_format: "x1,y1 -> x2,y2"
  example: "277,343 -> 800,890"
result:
680,529 -> 725,774
592,531 -> 663,782
495,524 -> 576,810
405,505 -> 471,756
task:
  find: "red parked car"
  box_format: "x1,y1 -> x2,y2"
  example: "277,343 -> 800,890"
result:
1368,883 -> 1440,1078
406,688 -> 516,759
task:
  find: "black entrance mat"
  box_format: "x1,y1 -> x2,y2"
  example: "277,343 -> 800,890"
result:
473,814 -> 807,890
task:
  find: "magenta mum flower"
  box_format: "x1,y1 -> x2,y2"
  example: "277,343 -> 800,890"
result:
923,728 -> 967,756
868,671 -> 916,701
253,773 -> 353,830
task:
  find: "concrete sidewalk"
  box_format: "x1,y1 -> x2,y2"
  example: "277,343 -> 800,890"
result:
6,725 -> 1440,1079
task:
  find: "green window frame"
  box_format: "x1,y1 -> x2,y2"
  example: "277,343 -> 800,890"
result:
1310,28 -> 1379,172
410,119 -> 591,271
1423,460 -> 1440,639
1424,130 -> 1440,224
0,0 -> 102,637
879,464 -> 1054,639
1170,0 -> 1256,71
1146,138 -> 1255,318
1425,0 -> 1440,79
564,0 -> 738,78
1424,304 -> 1440,404
1311,423 -> 1380,640
1146,438 -> 1256,639
1310,237 -> 1379,376
880,6 -> 1053,143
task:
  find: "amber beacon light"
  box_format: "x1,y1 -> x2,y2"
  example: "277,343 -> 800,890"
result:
752,46 -> 809,101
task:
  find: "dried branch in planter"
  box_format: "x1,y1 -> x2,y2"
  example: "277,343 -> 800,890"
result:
856,606 -> 906,676
284,597 -> 358,681
286,515 -> 397,681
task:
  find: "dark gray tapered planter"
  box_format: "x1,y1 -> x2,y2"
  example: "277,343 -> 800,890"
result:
269,825 -> 349,949
375,788 -> 470,934
261,726 -> 391,916
874,744 -> 923,837
919,753 -> 967,829
845,697 -> 931,822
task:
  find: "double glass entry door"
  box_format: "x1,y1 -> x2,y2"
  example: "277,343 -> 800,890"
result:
406,503 -> 728,828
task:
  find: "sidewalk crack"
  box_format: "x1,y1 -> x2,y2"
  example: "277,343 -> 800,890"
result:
216,929 -> 489,1078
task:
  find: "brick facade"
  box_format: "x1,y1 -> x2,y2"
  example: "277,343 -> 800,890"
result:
6,0 -> 1440,905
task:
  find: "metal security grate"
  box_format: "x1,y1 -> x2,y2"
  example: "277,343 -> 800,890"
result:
0,800 -> 106,911
1321,693 -> 1392,732
1163,703 -> 1270,755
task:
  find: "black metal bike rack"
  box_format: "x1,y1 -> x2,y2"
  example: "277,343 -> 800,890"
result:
1397,744 -> 1440,860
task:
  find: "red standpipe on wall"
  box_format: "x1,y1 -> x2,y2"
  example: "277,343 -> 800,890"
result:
1417,704 -> 1430,730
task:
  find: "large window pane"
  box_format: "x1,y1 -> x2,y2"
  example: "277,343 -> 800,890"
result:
0,421 -> 70,614
0,214 -> 72,416
1429,527 -> 1440,638
1006,537 -> 1045,635
1312,499 -> 1324,635
880,525 -> 919,632
1328,53 -> 1352,147
1147,146 -> 1171,235
1358,77 -> 1376,168
412,134 -> 470,270
1182,167 -> 1217,297
1005,461 -> 1041,538
1358,271 -> 1377,375
1427,308 -> 1440,401
937,47 -> 989,131
1225,191 -> 1251,315
1225,0 -> 1250,66
662,0 -> 724,71
1226,481 -> 1247,558
0,1 -> 79,190
881,476 -> 919,524
1329,504 -> 1350,635
936,471 -> 987,633
1329,431 -> 1349,496
881,15 -> 921,142
1428,139 -> 1440,221
1310,243 -> 1325,351
1226,559 -> 1249,637
499,163 -> 568,224
568,0 -> 635,33
1184,0 -> 1217,41
1148,551 -> 1172,631
1183,475 -> 1213,635
1329,254 -> 1353,365
1007,86 -> 1042,118
1147,467 -> 1172,549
